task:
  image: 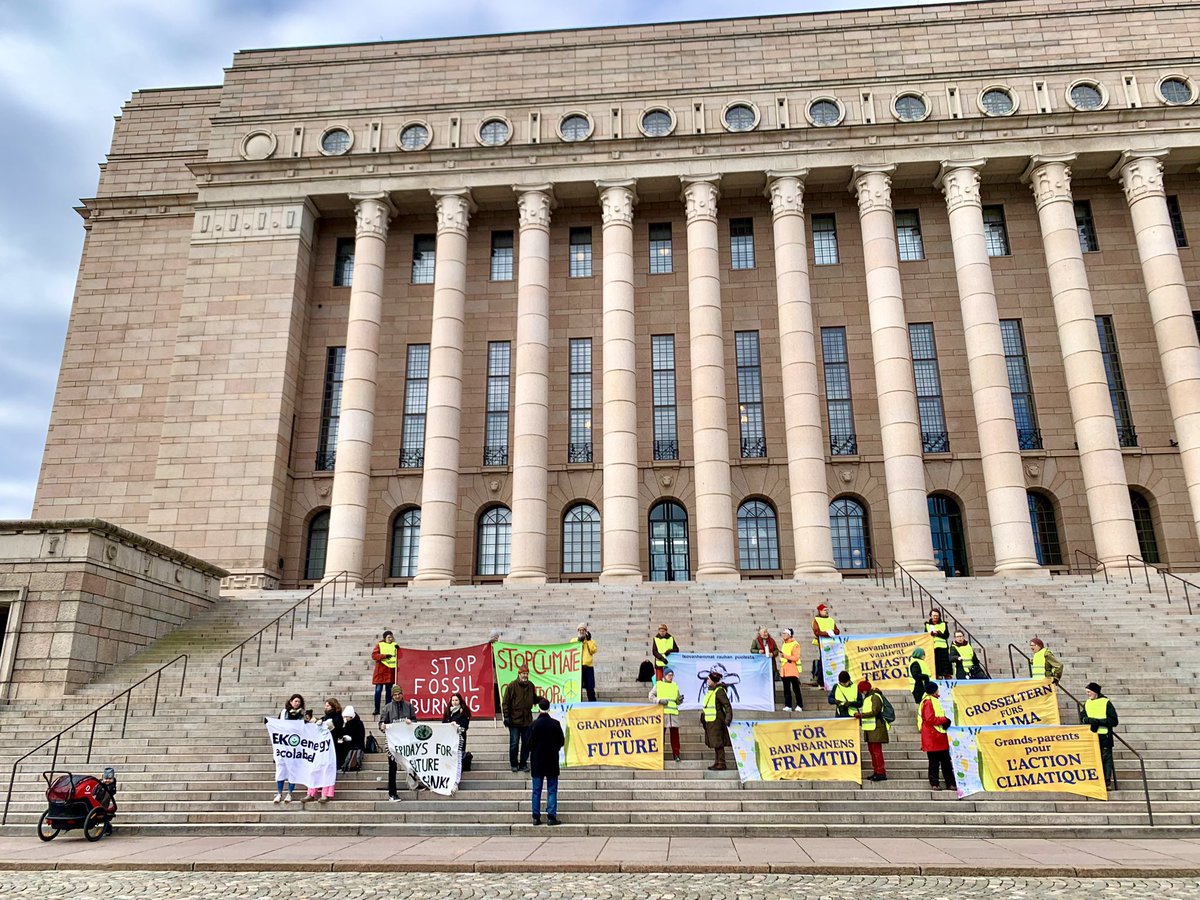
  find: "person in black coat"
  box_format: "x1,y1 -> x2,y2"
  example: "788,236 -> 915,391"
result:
441,692 -> 471,757
527,698 -> 564,826
339,705 -> 366,754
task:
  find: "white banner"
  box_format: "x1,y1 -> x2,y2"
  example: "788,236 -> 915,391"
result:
666,653 -> 775,712
266,718 -> 338,789
385,721 -> 463,796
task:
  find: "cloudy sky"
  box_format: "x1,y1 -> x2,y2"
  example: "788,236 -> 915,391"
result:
0,0 -> 954,519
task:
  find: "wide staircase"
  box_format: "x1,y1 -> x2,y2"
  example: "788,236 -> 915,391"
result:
0,573 -> 1198,838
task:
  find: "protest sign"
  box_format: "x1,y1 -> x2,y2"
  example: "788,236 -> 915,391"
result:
729,718 -> 861,784
667,653 -> 774,711
943,678 -> 1059,727
385,721 -> 464,795
492,641 -> 582,704
564,704 -> 664,770
949,724 -> 1106,801
395,643 -> 495,720
821,632 -> 935,692
265,718 -> 337,789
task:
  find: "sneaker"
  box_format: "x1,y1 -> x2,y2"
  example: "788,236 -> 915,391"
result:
301,794 -> 314,803
388,794 -> 401,802
548,817 -> 560,826
318,795 -> 330,804
284,792 -> 293,804
673,754 -> 681,762
272,793 -> 282,804
781,706 -> 792,712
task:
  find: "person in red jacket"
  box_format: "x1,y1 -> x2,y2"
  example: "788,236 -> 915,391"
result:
371,630 -> 398,716
919,682 -> 956,792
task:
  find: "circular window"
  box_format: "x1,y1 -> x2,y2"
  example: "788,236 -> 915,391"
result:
1158,76 -> 1195,105
722,102 -> 758,132
398,122 -> 431,151
806,98 -> 844,127
639,108 -> 675,137
558,113 -> 593,142
893,93 -> 930,122
1067,81 -> 1106,111
239,129 -> 277,161
979,87 -> 1016,116
319,127 -> 352,156
478,117 -> 511,146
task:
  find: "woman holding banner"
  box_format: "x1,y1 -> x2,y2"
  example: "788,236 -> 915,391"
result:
442,692 -> 471,760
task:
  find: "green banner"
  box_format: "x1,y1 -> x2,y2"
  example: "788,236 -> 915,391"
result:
492,641 -> 582,704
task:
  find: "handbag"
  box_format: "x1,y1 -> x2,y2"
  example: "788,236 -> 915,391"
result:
343,748 -> 364,772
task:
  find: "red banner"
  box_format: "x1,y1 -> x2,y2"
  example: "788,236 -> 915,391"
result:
394,643 -> 495,720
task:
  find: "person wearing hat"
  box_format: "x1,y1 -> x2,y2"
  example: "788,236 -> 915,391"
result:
908,647 -> 932,704
528,698 -> 565,825
919,682 -> 956,791
652,623 -> 681,680
649,667 -> 683,761
1028,637 -> 1064,684
575,623 -> 598,702
502,665 -> 539,772
371,629 -> 398,716
810,604 -> 840,688
99,766 -> 118,835
1081,682 -> 1119,790
854,679 -> 889,781
379,685 -> 417,801
829,670 -> 861,718
701,671 -> 733,771
777,627 -> 804,712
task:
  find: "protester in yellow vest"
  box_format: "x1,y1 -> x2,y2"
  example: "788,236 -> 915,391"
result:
371,630 -> 398,716
810,603 -> 840,688
908,647 -> 932,704
648,667 -> 682,762
949,630 -> 983,680
828,670 -> 861,717
1081,681 -> 1119,789
777,628 -> 804,712
919,682 -> 956,791
853,679 -> 889,781
700,671 -> 733,771
1028,637 -> 1064,683
925,608 -> 951,678
575,623 -> 598,702
652,623 -> 680,680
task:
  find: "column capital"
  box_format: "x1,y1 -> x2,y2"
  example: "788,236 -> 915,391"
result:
680,176 -> 721,223
765,171 -> 808,217
1020,154 -> 1076,209
514,185 -> 556,230
349,192 -> 397,239
1110,150 -> 1168,204
431,189 -> 476,236
849,165 -> 895,214
935,163 -> 983,213
597,180 -> 638,225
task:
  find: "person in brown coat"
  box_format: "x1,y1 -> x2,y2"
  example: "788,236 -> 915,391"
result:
853,679 -> 889,781
701,671 -> 733,771
501,665 -> 539,773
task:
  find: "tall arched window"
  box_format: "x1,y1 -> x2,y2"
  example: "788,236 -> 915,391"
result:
1026,491 -> 1063,566
829,497 -> 871,569
476,506 -> 512,576
737,499 -> 780,571
389,507 -> 421,579
1130,489 -> 1161,564
304,509 -> 330,581
562,503 -> 601,574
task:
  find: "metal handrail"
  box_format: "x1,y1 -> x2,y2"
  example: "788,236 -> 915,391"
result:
894,563 -> 990,678
1,654 -> 188,825
216,571 -> 352,695
1073,549 -> 1110,585
362,562 -> 385,596
865,554 -> 891,590
1126,555 -> 1195,615
1007,643 -> 1153,825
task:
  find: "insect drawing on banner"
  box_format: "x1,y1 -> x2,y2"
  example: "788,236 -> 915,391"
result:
695,663 -> 741,704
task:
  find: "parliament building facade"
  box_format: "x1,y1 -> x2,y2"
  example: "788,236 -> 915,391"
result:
31,0 -> 1200,589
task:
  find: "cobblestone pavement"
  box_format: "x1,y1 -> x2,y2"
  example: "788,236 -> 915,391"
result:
1,871 -> 1199,899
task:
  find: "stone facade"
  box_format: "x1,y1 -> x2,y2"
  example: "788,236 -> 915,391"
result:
32,0 -> 1200,587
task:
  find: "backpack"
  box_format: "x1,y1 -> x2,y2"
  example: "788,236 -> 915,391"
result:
365,734 -> 380,754
879,693 -> 896,725
343,748 -> 363,773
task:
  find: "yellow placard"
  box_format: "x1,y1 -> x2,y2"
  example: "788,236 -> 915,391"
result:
752,718 -> 862,784
844,632 -> 936,692
977,725 -> 1107,800
952,679 -> 1060,727
564,705 -> 664,770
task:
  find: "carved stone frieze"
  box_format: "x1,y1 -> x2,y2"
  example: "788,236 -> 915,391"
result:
192,202 -> 315,245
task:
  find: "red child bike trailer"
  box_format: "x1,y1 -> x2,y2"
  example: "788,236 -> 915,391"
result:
36,771 -> 116,842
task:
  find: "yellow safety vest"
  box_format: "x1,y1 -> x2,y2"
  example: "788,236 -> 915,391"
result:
656,680 -> 681,716
907,655 -> 931,690
779,639 -> 801,676
860,692 -> 881,732
926,621 -> 948,649
702,687 -> 721,722
954,643 -> 975,669
1084,696 -> 1112,735
1031,648 -> 1047,679
377,641 -> 398,669
654,636 -> 675,662
922,696 -> 948,734
813,616 -> 837,646
833,683 -> 858,711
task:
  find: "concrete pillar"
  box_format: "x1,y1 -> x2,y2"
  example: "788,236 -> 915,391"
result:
681,176 -> 739,581
324,192 -> 396,584
1114,150 -> 1200,543
936,161 -> 1042,575
765,171 -> 839,580
597,181 -> 642,584
850,166 -> 939,574
1022,155 -> 1138,566
506,186 -> 555,585
412,189 -> 475,587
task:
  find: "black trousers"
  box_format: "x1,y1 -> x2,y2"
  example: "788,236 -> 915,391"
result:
933,647 -> 952,679
781,676 -> 803,709
582,665 -> 596,702
927,749 -> 955,788
1098,733 -> 1116,787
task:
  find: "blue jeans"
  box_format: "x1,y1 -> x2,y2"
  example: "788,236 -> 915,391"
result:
508,724 -> 531,768
531,775 -> 558,820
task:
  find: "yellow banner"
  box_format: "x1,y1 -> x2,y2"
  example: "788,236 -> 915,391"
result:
845,633 -> 935,692
977,725 -> 1107,800
952,679 -> 1060,727
752,718 -> 862,784
564,705 -> 664,770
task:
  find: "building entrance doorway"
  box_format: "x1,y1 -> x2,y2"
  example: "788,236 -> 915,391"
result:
649,500 -> 689,581
928,494 -> 968,577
